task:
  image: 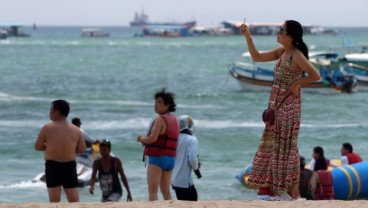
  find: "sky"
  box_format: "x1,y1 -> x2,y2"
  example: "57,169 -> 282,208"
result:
0,0 -> 367,27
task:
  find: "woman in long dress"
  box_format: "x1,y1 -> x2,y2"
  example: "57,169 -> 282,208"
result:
239,20 -> 320,199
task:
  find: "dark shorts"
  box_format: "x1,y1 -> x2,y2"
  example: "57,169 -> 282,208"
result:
45,160 -> 78,188
172,185 -> 198,201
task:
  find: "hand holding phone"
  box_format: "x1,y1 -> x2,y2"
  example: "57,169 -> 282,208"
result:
240,17 -> 247,34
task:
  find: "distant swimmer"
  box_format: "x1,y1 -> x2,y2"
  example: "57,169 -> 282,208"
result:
34,100 -> 86,202
309,146 -> 330,171
340,143 -> 362,165
298,156 -> 313,200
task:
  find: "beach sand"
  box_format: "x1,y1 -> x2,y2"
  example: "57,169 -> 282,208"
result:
1,200 -> 367,208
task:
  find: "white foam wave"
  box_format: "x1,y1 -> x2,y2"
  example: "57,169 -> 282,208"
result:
75,99 -> 152,106
0,120 -> 45,128
0,92 -> 52,102
195,120 -> 367,129
301,123 -> 364,128
85,118 -> 151,130
178,104 -> 223,110
0,181 -> 46,190
0,92 -> 222,109
0,92 -> 10,98
0,118 -> 365,130
196,120 -> 263,129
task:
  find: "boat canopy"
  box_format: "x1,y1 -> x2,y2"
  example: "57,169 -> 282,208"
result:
309,51 -> 338,59
344,53 -> 368,62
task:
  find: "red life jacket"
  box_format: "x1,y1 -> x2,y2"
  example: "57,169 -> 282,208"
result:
315,170 -> 334,200
326,159 -> 330,167
346,153 -> 363,165
144,114 -> 179,157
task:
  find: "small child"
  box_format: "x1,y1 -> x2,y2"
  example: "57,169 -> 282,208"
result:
89,139 -> 132,202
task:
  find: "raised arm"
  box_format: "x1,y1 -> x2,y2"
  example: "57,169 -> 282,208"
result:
239,24 -> 284,62
137,115 -> 165,145
116,158 -> 132,201
35,125 -> 47,151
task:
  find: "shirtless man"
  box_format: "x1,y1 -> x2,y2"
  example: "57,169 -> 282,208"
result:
35,100 -> 86,202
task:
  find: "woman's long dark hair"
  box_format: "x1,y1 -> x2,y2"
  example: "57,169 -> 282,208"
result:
313,146 -> 327,171
285,20 -> 309,60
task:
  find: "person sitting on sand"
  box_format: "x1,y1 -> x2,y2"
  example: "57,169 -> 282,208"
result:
299,156 -> 313,200
34,99 -> 86,202
309,156 -> 334,200
309,146 -> 330,171
90,139 -> 132,202
339,143 -> 362,165
308,147 -> 334,200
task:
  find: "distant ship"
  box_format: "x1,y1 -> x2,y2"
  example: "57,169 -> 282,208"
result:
129,9 -> 196,28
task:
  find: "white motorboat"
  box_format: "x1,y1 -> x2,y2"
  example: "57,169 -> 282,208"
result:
32,147 -> 101,187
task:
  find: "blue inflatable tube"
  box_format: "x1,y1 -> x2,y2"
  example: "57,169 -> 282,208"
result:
332,161 -> 368,200
237,162 -> 368,200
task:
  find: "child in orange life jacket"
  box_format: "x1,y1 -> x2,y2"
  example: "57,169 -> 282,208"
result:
89,140 -> 132,202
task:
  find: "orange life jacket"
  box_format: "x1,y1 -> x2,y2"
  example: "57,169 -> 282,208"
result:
346,153 -> 363,165
315,170 -> 334,200
144,114 -> 179,157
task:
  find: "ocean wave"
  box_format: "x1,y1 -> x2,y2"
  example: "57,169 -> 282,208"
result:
0,120 -> 45,128
86,118 -> 151,130
0,92 -> 222,109
0,118 -> 366,130
0,181 -> 46,190
194,120 -> 368,129
0,92 -> 52,102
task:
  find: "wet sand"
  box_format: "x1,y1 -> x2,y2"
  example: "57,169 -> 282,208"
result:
1,200 -> 367,208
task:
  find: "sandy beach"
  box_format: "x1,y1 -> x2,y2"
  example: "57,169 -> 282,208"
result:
1,200 -> 367,208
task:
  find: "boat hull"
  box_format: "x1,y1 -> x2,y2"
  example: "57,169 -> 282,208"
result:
228,63 -> 357,93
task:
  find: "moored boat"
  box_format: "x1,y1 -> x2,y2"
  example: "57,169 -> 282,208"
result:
309,51 -> 368,91
228,61 -> 357,93
32,143 -> 103,187
130,9 -> 196,29
81,28 -> 109,37
0,23 -> 30,37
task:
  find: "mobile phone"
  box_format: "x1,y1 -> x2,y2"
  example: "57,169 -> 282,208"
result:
244,17 -> 246,24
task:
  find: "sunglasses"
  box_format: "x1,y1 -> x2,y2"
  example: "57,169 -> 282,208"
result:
278,26 -> 285,34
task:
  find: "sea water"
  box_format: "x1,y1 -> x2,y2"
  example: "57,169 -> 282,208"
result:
1,26 -> 368,202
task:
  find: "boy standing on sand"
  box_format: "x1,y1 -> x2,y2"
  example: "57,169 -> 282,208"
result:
35,100 -> 86,202
90,140 -> 132,202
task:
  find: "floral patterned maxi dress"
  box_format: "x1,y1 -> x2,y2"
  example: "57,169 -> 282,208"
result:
248,55 -> 303,192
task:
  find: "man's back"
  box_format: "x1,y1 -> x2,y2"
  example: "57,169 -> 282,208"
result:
43,121 -> 85,162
